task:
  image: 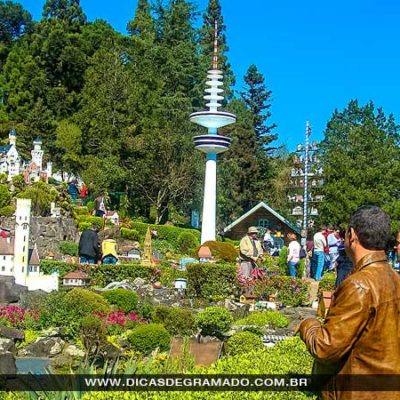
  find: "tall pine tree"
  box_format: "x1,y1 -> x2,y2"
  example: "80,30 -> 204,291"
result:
241,64 -> 277,151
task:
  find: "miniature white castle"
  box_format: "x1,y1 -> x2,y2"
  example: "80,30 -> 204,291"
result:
0,198 -> 58,292
0,129 -> 21,181
23,137 -> 52,183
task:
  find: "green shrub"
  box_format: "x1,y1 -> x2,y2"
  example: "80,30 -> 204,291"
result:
225,331 -> 264,356
128,221 -> 201,247
0,205 -> 15,217
78,222 -> 91,232
120,228 -> 140,241
318,272 -> 336,297
253,276 -> 310,307
74,206 -> 89,216
86,201 -> 95,213
152,306 -> 196,336
201,240 -> 238,262
278,246 -> 289,275
102,289 -> 138,313
187,263 -> 239,301
177,232 -> 199,254
76,215 -> 104,231
235,311 -> 289,328
127,324 -> 171,355
59,241 -> 79,256
136,301 -> 155,321
196,307 -> 233,339
80,315 -> 107,359
40,289 -> 111,338
297,258 -> 306,278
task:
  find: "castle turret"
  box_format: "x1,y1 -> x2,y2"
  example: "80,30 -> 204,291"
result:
13,198 -> 31,286
31,137 -> 43,171
8,128 -> 16,147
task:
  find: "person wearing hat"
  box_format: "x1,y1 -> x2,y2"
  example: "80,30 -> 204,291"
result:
239,226 -> 264,278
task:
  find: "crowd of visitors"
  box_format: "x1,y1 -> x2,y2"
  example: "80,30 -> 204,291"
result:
239,219 -> 400,287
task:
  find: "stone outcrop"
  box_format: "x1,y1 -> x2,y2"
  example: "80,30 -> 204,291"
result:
0,324 -> 24,341
0,216 -> 78,258
0,338 -> 16,354
0,351 -> 17,374
0,276 -> 28,303
18,337 -> 65,357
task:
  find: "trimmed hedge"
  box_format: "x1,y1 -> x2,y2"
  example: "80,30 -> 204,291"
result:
40,260 -> 184,289
120,228 -> 140,241
187,263 -> 239,301
225,331 -> 264,356
177,232 -> 199,254
128,221 -> 201,246
235,311 -> 289,328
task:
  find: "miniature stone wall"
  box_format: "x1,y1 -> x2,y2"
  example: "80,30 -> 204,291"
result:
0,217 -> 78,258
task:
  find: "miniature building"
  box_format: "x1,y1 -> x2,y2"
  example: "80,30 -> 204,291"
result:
223,201 -> 300,241
63,271 -> 90,287
0,129 -> 21,181
0,199 -> 58,292
118,246 -> 141,262
141,226 -> 154,266
22,137 -> 52,184
198,246 -> 212,262
106,211 -> 119,225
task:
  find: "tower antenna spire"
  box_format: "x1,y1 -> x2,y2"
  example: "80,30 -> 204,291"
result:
212,19 -> 218,70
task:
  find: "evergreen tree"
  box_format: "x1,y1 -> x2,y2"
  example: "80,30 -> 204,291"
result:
218,99 -> 263,223
42,0 -> 86,28
319,100 -> 400,229
241,64 -> 277,151
0,1 -> 33,70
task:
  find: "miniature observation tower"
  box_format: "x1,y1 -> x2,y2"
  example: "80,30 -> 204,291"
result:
190,21 -> 236,244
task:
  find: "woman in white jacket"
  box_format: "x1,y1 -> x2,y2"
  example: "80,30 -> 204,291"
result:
287,232 -> 301,277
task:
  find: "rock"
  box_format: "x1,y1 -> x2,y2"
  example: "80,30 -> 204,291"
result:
0,276 -> 28,303
64,345 -> 85,358
19,337 -> 65,358
0,351 -> 17,374
100,342 -> 120,360
198,336 -> 221,344
0,324 -> 24,341
41,327 -> 65,338
224,299 -> 250,319
0,338 -> 16,354
132,278 -> 146,287
49,354 -> 82,371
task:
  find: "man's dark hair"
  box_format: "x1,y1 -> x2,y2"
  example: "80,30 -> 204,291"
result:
349,205 -> 391,250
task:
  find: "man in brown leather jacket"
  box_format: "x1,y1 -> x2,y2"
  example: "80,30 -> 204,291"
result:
298,206 -> 400,399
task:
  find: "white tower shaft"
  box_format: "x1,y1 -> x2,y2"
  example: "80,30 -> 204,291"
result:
201,154 -> 217,243
14,198 -> 31,286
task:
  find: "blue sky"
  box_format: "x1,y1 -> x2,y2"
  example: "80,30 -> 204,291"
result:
16,0 -> 400,150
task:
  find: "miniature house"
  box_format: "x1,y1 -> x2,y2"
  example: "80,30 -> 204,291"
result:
63,271 -> 90,287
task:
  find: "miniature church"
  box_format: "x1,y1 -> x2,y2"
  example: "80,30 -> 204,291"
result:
0,198 -> 58,292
